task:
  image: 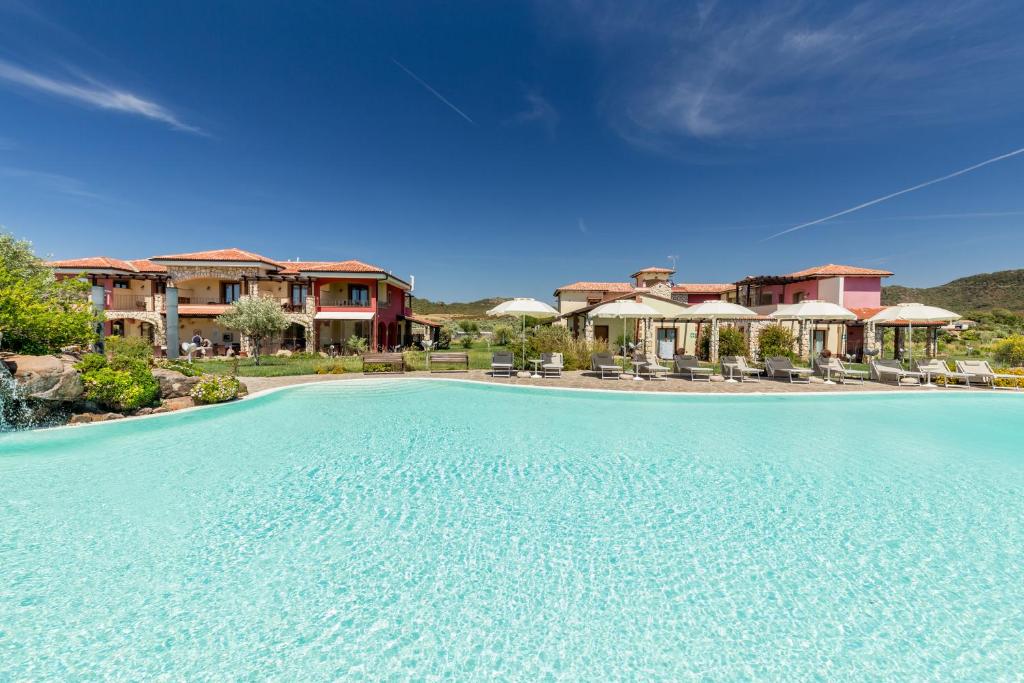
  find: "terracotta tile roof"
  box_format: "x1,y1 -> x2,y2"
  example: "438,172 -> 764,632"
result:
631,266 -> 676,277
785,264 -> 894,278
150,248 -> 282,266
672,283 -> 734,294
129,259 -> 167,273
278,259 -> 387,275
554,281 -> 635,293
48,256 -> 139,272
849,306 -> 886,321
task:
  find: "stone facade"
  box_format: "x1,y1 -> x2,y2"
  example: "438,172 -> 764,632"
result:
104,310 -> 167,345
746,320 -> 771,361
166,265 -> 262,286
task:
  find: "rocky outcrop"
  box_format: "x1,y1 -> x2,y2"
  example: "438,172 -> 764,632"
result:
162,396 -> 195,411
152,368 -> 201,399
2,353 -> 84,402
68,412 -> 125,425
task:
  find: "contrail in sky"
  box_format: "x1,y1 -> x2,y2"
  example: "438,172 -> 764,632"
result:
391,59 -> 476,125
765,146 -> 1024,240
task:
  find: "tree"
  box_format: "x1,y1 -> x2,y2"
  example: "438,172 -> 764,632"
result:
216,296 -> 289,365
757,324 -> 797,360
0,232 -> 100,354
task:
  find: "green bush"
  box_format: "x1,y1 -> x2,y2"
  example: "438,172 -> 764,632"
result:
106,336 -> 153,364
436,325 -> 454,350
992,335 -> 1024,367
190,375 -> 241,404
345,335 -> 368,355
522,325 -> 608,370
314,360 -> 346,374
700,326 -> 747,359
83,363 -> 160,412
155,359 -> 205,377
492,324 -> 516,346
758,324 -> 797,360
457,320 -> 479,336
362,362 -> 394,373
994,367 -> 1024,389
458,334 -> 476,349
76,353 -> 108,373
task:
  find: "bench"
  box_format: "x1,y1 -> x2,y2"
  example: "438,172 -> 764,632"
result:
362,352 -> 405,374
428,351 -> 469,372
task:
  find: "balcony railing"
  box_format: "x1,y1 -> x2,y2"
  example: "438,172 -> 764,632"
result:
176,289 -> 224,305
318,295 -> 372,307
109,293 -> 155,312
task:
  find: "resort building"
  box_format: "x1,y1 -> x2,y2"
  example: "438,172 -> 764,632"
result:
49,248 -> 439,357
554,263 -> 940,361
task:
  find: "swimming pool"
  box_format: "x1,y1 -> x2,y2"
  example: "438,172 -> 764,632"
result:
1,379 -> 1022,679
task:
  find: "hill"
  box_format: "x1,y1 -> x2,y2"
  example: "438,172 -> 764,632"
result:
411,296 -> 508,317
882,269 -> 1024,313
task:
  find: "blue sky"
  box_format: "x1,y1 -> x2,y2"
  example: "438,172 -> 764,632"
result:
1,0 -> 1023,301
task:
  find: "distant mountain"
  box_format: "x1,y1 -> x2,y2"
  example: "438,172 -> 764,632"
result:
411,296 -> 508,317
882,269 -> 1024,313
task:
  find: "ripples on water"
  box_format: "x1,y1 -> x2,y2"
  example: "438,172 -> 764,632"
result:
1,380 -> 1022,679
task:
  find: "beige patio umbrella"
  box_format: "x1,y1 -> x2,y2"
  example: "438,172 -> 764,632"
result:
486,298 -> 558,375
771,300 -> 857,381
672,301 -> 757,368
589,299 -> 663,379
868,303 -> 960,369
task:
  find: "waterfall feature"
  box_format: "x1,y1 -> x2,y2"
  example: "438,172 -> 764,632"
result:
0,361 -> 35,431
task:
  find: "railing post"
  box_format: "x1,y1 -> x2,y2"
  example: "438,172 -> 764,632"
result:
166,286 -> 179,359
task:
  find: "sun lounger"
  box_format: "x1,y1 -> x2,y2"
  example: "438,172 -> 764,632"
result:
817,356 -> 867,384
765,356 -> 812,383
870,359 -> 923,386
721,356 -> 762,382
638,354 -> 669,380
491,351 -> 514,378
955,360 -> 1020,390
673,354 -> 712,382
540,352 -> 564,378
591,352 -> 621,380
913,359 -> 971,387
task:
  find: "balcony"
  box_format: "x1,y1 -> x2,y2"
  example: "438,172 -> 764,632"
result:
317,294 -> 372,308
109,293 -> 155,312
177,289 -> 223,305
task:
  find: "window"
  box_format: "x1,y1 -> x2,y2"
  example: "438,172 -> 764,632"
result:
290,284 -> 308,306
349,284 -> 369,305
792,291 -> 805,303
222,282 -> 241,304
758,292 -> 773,306
113,280 -> 130,289
377,281 -> 390,306
587,297 -> 602,306
110,320 -> 125,336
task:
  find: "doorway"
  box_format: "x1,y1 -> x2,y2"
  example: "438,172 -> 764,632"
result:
813,329 -> 827,357
657,327 -> 676,359
594,325 -> 609,343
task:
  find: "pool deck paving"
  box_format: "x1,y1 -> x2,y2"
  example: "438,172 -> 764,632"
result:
241,370 -> 928,395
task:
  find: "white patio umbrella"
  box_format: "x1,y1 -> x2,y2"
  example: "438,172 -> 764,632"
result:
868,303 -> 960,370
589,299 -> 663,380
771,300 -> 856,383
486,297 -> 558,376
672,301 -> 757,375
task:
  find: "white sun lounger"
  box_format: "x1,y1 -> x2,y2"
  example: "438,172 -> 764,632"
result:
673,354 -> 712,382
870,359 -> 924,386
765,356 -> 812,383
955,360 -> 1020,390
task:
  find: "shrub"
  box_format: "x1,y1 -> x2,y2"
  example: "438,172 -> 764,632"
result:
436,325 -> 454,350
155,359 -> 204,377
362,362 -> 393,373
345,335 -> 368,355
492,324 -> 516,346
83,363 -> 160,412
190,375 -> 240,404
457,320 -> 479,336
106,336 -> 153,365
458,334 -> 475,349
314,360 -> 346,374
758,324 -> 797,360
701,326 -> 746,359
994,367 -> 1024,389
992,335 -> 1024,367
76,353 -> 108,373
562,338 -> 609,371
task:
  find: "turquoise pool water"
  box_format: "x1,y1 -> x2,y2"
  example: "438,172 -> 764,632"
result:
1,380 -> 1022,679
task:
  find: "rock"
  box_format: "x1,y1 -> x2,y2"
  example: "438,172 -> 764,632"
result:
99,412 -> 125,422
151,407 -> 170,414
237,380 -> 249,397
162,396 -> 195,411
69,413 -> 96,425
152,368 -> 201,399
3,353 -> 84,402
135,407 -> 154,416
275,349 -> 293,357
710,374 -> 725,382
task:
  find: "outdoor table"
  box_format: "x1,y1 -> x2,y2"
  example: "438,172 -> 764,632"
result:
722,362 -> 740,383
631,359 -> 647,381
528,358 -> 542,378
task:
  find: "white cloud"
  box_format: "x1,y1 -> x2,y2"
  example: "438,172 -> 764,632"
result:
509,90 -> 560,137
0,59 -> 203,134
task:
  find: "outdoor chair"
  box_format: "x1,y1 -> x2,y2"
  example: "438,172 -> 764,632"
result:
721,356 -> 762,382
765,356 -> 813,383
955,360 -> 1020,390
870,359 -> 923,386
540,352 -> 564,378
591,352 -> 621,380
673,354 -> 712,382
491,351 -> 514,378
638,354 -> 669,380
817,356 -> 868,384
913,359 -> 971,388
